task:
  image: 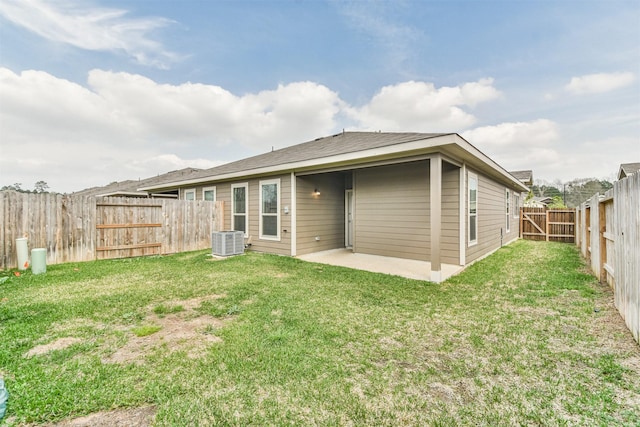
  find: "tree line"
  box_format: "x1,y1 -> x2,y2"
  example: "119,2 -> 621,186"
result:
528,178 -> 613,208
0,177 -> 616,206
1,181 -> 53,194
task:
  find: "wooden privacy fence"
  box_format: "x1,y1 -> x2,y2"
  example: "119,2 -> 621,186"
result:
520,207 -> 575,243
576,172 -> 639,344
0,191 -> 224,269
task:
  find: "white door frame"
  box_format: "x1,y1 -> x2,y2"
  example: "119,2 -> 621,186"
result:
345,189 -> 354,248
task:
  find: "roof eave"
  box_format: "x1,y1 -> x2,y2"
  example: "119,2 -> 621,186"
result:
139,134 -> 458,191
139,133 -> 527,192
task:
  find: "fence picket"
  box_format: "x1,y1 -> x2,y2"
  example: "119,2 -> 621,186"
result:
576,173 -> 640,344
0,192 -> 222,268
520,207 -> 575,242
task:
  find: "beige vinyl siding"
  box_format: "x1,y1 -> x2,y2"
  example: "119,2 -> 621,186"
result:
246,175 -> 291,255
194,174 -> 292,256
296,173 -> 346,255
216,184 -> 231,230
354,161 -> 430,261
441,161 -> 460,264
465,170 -> 519,263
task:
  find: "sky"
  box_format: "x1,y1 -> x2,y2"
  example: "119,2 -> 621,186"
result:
0,0 -> 639,194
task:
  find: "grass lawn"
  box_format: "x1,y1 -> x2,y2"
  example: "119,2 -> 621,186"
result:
0,240 -> 638,426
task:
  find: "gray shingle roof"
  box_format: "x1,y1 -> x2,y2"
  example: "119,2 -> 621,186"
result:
509,170 -> 533,183
185,132 -> 450,181
73,167 -> 203,196
620,163 -> 640,175
137,131 -> 528,193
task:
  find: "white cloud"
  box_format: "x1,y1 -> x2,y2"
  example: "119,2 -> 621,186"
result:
350,79 -> 500,132
565,72 -> 635,95
7,65 -> 629,193
462,120 -> 561,173
463,119 -> 559,147
86,70 -> 344,147
0,67 -> 343,192
0,0 -> 178,68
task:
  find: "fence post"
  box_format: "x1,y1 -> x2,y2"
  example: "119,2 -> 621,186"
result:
545,209 -> 550,242
599,199 -> 607,284
519,207 -> 522,239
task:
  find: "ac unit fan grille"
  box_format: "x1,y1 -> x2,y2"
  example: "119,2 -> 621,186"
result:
212,231 -> 244,256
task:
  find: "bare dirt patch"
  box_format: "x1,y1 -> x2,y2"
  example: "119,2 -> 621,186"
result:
24,337 -> 82,358
103,296 -> 229,364
44,405 -> 156,427
167,295 -> 225,311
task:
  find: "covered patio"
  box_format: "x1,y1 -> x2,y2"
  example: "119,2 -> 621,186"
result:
297,249 -> 464,282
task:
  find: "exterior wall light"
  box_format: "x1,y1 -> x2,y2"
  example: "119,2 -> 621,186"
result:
313,188 -> 321,196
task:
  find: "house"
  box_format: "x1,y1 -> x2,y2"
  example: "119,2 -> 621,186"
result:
140,132 -> 528,282
72,168 -> 203,198
617,162 -> 640,180
524,196 -> 553,208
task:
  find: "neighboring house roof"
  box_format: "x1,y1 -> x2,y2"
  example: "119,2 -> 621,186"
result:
534,196 -> 553,204
509,170 -> 533,187
140,132 -> 529,193
617,162 -> 640,180
72,167 -> 203,197
524,196 -> 553,207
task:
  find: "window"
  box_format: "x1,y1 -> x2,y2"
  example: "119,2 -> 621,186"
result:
232,183 -> 248,235
505,189 -> 511,233
203,186 -> 216,201
514,194 -> 520,218
468,173 -> 478,245
259,178 -> 280,240
184,189 -> 195,200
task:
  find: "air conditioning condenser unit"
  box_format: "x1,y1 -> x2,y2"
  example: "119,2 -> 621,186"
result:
212,231 -> 245,256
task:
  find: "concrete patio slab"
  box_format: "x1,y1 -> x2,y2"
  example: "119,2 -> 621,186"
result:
297,249 -> 464,282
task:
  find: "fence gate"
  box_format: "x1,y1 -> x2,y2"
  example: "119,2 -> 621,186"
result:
96,199 -> 163,260
520,207 -> 575,243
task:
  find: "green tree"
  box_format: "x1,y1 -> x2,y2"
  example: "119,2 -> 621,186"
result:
1,183 -> 23,192
564,178 -> 613,207
1,181 -> 55,194
34,181 -> 49,193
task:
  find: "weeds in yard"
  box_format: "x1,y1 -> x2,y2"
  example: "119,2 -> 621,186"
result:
0,241 -> 638,426
152,304 -> 185,317
131,325 -> 161,337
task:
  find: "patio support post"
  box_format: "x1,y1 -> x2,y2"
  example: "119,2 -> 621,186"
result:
459,163 -> 466,266
290,172 -> 297,256
430,154 -> 442,283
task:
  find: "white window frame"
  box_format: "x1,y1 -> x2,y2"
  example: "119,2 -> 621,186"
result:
505,189 -> 511,233
514,194 -> 520,218
203,186 -> 216,202
259,178 -> 280,241
468,173 -> 478,246
184,188 -> 196,201
231,183 -> 249,237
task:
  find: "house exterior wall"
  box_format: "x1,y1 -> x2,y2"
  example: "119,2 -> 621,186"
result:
296,173 -> 346,255
465,168 -> 520,264
352,160 -> 461,264
176,155 -> 522,268
441,161 -> 460,264
190,174 -> 292,256
353,161 -> 431,261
